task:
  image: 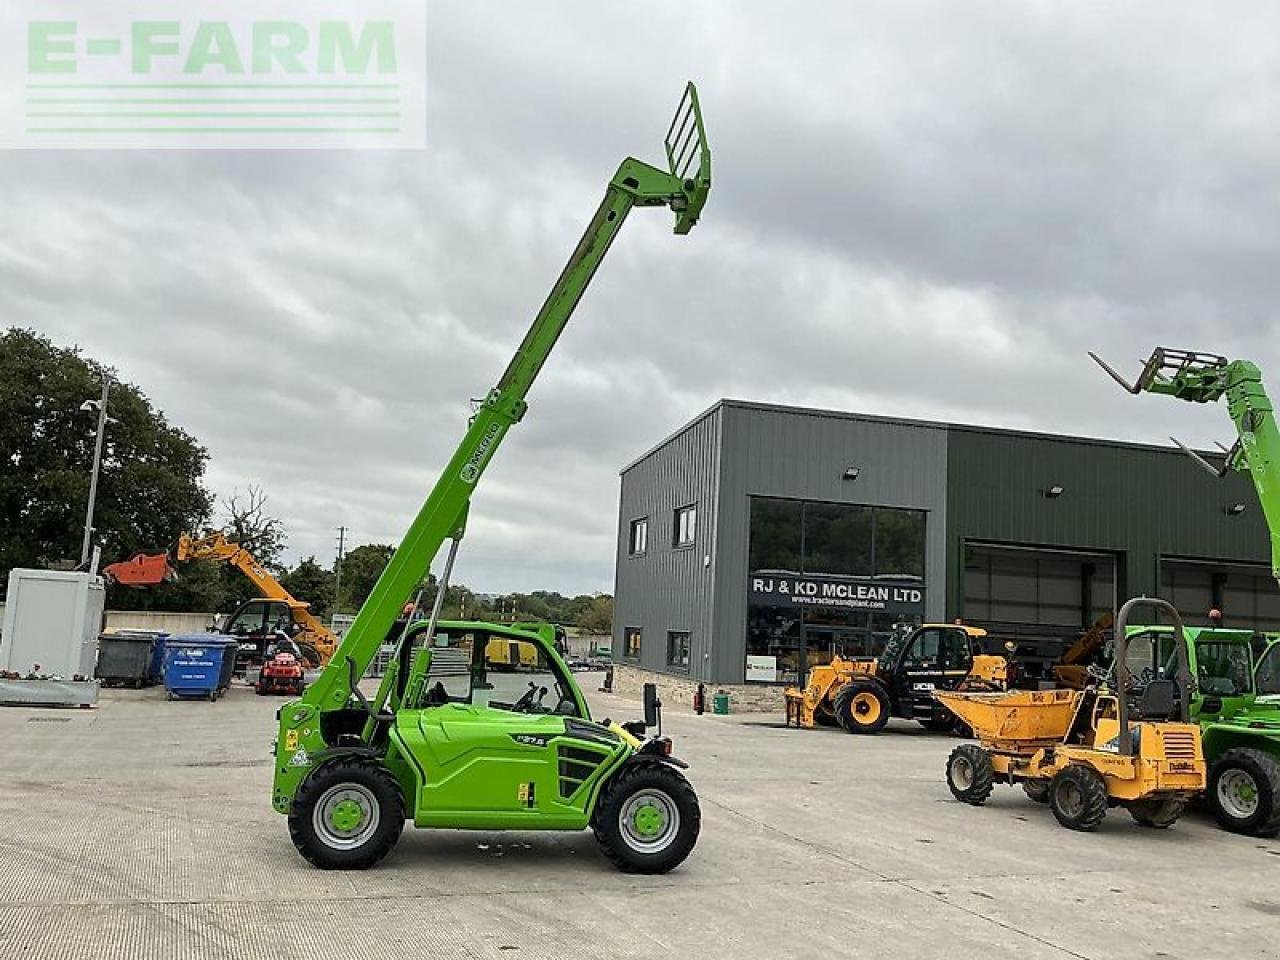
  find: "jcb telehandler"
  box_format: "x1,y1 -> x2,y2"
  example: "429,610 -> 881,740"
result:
940,598 -> 1206,832
271,83 -> 712,873
785,623 -> 1009,733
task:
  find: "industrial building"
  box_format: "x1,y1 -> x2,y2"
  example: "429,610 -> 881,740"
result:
612,400 -> 1277,687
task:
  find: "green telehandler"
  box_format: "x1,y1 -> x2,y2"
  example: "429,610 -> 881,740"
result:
271,83 -> 712,872
1093,347 -> 1280,835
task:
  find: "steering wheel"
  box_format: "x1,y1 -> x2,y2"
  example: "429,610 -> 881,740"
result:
512,682 -> 549,713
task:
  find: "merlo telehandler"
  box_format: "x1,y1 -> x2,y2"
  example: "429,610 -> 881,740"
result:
1092,346 -> 1280,835
271,83 -> 712,873
785,622 -> 1009,733
940,597 -> 1206,832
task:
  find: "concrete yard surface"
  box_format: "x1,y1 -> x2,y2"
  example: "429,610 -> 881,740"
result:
2,680 -> 1279,960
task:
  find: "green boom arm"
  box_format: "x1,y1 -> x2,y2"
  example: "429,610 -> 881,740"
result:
1091,347 -> 1280,582
303,83 -> 711,715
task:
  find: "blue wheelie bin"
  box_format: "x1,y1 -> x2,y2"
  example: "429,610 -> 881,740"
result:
163,636 -> 237,701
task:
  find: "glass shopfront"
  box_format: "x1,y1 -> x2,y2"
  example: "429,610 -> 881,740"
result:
745,497 -> 927,683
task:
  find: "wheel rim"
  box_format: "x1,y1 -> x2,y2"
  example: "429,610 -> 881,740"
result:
619,789 -> 679,854
951,755 -> 974,790
1217,768 -> 1260,820
852,692 -> 882,724
313,783 -> 381,850
1057,780 -> 1084,818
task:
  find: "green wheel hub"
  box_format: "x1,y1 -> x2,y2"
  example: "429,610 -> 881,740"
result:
330,798 -> 365,833
632,803 -> 665,838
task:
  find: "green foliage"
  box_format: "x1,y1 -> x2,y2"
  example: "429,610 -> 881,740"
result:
337,543 -> 395,612
0,328 -> 211,596
281,556 -> 335,619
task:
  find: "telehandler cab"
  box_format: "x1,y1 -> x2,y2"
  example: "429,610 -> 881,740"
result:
940,598 -> 1206,832
271,83 -> 712,873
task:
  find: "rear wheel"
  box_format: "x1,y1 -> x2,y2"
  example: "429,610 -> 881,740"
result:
946,744 -> 994,805
1049,765 -> 1108,831
832,681 -> 891,734
1127,797 -> 1186,829
289,758 -> 405,869
593,761 -> 700,874
1022,780 -> 1050,804
1207,748 -> 1280,837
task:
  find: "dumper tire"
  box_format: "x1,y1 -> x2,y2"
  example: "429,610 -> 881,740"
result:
1022,780 -> 1050,804
289,758 -> 405,870
833,681 -> 890,734
593,759 -> 700,874
946,744 -> 995,805
1049,765 -> 1108,831
1207,748 -> 1280,837
1127,797 -> 1186,829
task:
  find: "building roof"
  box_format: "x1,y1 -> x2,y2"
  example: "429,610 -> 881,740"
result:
620,397 -> 1217,475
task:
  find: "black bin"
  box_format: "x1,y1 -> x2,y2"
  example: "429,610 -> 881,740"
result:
96,634 -> 156,688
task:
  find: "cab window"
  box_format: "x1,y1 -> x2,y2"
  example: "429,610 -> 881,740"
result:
1258,643 -> 1280,696
904,629 -> 942,665
420,630 -> 581,717
1194,641 -> 1254,697
939,630 -> 973,670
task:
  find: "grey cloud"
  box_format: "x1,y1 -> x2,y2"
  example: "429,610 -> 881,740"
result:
3,1 -> 1278,593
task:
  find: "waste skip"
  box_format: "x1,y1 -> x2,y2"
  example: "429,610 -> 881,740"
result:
163,637 -> 237,701
95,634 -> 155,688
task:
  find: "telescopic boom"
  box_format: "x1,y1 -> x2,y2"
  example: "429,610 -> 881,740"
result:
303,83 -> 712,713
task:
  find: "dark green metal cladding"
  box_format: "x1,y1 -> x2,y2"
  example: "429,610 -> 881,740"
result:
944,427 -> 1269,618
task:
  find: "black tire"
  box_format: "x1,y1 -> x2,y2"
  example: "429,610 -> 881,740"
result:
917,716 -> 954,733
1022,780 -> 1050,804
298,643 -> 322,668
946,744 -> 995,805
832,680 -> 891,734
593,760 -> 700,874
1127,797 -> 1186,829
813,701 -> 839,727
288,758 -> 406,869
1049,765 -> 1108,831
1207,748 -> 1280,837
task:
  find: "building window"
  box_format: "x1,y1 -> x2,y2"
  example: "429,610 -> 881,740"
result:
674,504 -> 697,547
748,497 -> 925,578
623,627 -> 642,660
628,518 -> 648,556
667,631 -> 690,670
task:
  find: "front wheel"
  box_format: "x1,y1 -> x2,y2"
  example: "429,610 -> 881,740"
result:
1207,748 -> 1280,837
832,681 -> 891,734
594,761 -> 700,874
946,744 -> 994,805
288,758 -> 406,869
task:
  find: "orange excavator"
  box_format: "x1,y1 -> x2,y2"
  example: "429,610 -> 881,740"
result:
104,532 -> 338,668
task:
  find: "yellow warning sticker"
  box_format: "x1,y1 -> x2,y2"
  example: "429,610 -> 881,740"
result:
518,783 -> 529,804
285,730 -> 298,751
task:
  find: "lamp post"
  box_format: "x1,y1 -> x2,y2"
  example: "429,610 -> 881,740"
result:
80,374 -> 113,565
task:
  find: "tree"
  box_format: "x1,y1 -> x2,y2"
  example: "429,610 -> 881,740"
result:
221,485 -> 285,568
579,595 -> 614,634
0,329 -> 211,594
337,543 -> 395,612
281,556 -> 335,619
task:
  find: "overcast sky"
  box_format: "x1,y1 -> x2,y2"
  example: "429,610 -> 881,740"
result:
4,2 -> 1280,594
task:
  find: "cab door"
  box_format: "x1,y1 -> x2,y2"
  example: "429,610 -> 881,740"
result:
891,627 -> 947,718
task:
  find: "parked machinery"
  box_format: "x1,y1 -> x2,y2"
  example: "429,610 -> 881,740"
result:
785,623 -> 1009,733
270,83 -> 711,873
940,597 -> 1206,832
105,531 -> 338,668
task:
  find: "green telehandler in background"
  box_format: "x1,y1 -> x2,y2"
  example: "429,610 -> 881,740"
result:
1093,347 -> 1280,835
271,83 -> 712,872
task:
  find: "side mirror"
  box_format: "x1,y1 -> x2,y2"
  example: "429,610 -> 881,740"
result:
643,682 -> 662,733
